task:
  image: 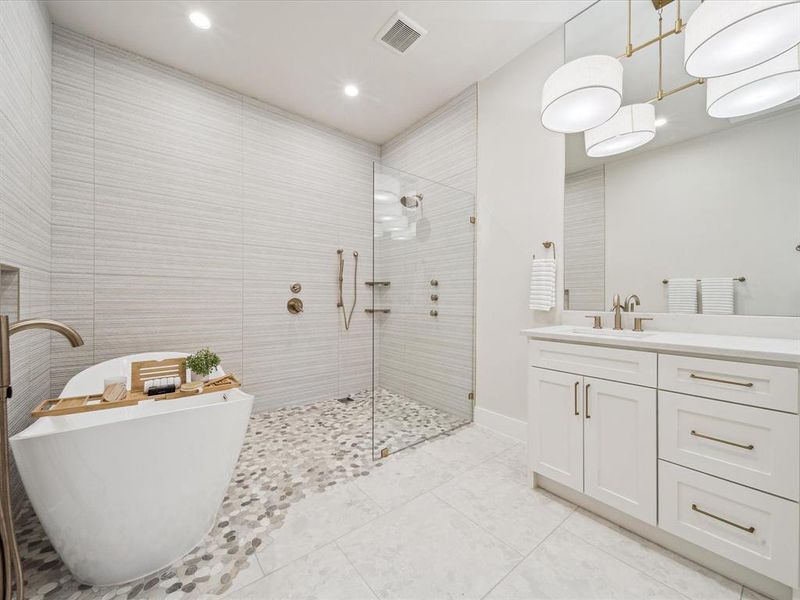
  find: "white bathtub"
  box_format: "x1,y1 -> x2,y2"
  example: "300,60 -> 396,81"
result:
10,352 -> 253,586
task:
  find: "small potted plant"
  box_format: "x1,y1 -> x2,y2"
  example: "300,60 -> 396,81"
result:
186,348 -> 220,383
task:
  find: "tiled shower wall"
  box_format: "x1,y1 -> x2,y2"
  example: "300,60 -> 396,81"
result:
564,167 -> 605,311
377,86 -> 477,420
0,0 -> 52,503
50,28 -> 377,412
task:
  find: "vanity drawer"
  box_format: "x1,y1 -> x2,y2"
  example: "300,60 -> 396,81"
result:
658,354 -> 798,413
659,461 -> 799,587
659,391 -> 799,500
528,340 -> 656,387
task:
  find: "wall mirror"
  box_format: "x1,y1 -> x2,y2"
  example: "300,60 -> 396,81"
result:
563,0 -> 800,317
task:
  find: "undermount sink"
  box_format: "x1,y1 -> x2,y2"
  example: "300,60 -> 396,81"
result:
568,327 -> 656,339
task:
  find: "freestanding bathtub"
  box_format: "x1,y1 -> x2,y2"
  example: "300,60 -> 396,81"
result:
10,352 -> 253,586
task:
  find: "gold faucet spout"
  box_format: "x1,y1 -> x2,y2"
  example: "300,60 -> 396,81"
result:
0,316 -> 84,600
9,318 -> 84,347
611,294 -> 624,331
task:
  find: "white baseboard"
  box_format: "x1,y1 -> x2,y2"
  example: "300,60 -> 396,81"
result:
474,406 -> 527,442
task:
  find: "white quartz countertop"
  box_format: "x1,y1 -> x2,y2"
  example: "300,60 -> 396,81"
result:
521,325 -> 800,366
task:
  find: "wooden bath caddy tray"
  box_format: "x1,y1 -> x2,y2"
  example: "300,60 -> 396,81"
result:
32,357 -> 240,418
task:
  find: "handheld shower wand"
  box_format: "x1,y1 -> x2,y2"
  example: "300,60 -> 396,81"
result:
336,250 -> 359,330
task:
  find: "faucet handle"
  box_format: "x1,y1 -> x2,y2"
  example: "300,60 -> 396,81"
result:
585,315 -> 603,329
633,317 -> 653,332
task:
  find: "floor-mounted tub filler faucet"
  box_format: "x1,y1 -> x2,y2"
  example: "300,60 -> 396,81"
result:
0,316 -> 84,599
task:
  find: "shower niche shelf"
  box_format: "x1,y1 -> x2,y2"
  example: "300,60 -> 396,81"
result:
365,281 -> 391,287
365,308 -> 391,314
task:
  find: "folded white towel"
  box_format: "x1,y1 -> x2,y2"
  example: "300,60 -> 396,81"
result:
667,278 -> 698,314
530,258 -> 556,311
701,278 -> 734,315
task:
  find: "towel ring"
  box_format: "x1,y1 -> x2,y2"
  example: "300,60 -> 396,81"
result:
533,241 -> 556,261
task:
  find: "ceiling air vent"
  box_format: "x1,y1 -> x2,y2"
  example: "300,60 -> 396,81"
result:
376,11 -> 427,54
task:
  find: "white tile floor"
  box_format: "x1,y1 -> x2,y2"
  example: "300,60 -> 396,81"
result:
224,425 -> 768,600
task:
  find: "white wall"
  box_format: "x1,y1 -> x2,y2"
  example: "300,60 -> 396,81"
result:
475,30 -> 565,427
604,109 -> 800,317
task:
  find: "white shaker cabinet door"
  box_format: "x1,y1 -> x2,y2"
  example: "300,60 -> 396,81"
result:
583,377 -> 657,524
528,367 -> 584,492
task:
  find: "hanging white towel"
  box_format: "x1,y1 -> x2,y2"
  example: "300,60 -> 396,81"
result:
701,278 -> 734,315
667,278 -> 698,314
529,258 -> 556,311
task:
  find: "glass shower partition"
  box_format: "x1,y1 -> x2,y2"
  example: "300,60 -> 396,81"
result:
371,162 -> 475,459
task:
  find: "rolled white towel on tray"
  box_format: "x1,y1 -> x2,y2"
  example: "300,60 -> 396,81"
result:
529,258 -> 556,311
701,278 -> 734,315
667,278 -> 697,314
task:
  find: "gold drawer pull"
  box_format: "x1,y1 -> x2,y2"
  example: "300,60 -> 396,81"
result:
691,504 -> 755,534
690,430 -> 754,450
584,383 -> 591,419
689,373 -> 754,387
573,381 -> 580,416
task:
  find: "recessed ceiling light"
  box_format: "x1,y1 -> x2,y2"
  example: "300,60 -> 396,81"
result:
189,11 -> 211,30
654,117 -> 667,127
344,84 -> 359,98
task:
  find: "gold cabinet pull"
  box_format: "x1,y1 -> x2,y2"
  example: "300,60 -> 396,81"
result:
573,381 -> 580,416
691,504 -> 755,534
584,383 -> 591,419
689,373 -> 754,388
690,430 -> 754,450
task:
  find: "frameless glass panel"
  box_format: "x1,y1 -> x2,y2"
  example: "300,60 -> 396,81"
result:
371,162 -> 475,459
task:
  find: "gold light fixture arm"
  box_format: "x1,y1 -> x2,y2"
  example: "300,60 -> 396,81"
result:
618,0 -> 685,59
616,0 -> 704,105
646,77 -> 706,104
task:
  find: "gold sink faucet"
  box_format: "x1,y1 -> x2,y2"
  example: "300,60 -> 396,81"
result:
611,294 -> 624,330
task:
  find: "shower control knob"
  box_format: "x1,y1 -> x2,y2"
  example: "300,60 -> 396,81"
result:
430,294 -> 439,301
430,310 -> 438,317
430,279 -> 438,286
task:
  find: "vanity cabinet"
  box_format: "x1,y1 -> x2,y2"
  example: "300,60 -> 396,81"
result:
528,368 -> 583,491
526,333 -> 800,592
528,359 -> 657,524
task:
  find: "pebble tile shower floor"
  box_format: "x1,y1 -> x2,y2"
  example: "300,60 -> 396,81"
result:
18,389 -> 470,600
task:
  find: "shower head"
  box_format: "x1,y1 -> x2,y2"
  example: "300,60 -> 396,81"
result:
400,193 -> 423,208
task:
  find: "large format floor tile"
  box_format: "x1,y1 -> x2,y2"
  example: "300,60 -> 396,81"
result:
486,528 -> 687,600
491,442 -> 531,487
355,447 -> 455,510
562,509 -> 742,600
433,461 -> 575,554
256,483 -> 383,575
417,425 -> 515,472
338,493 -> 522,600
230,543 -> 376,600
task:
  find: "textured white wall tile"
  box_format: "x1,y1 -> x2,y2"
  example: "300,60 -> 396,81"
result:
0,0 -> 52,505
377,86 -> 477,424
564,167 -> 605,311
51,28 -> 379,413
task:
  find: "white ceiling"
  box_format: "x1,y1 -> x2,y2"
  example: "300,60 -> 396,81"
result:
46,0 -> 592,144
565,0 -> 799,173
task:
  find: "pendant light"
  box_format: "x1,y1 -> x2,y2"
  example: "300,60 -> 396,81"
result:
707,45 -> 800,118
541,55 -> 623,133
685,0 -> 800,77
584,103 -> 656,157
